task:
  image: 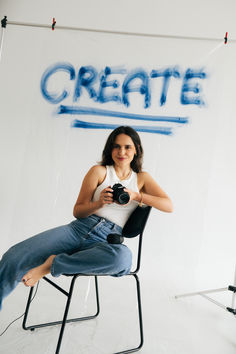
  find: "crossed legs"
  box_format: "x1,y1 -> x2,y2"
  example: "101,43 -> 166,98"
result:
0,221 -> 132,310
22,241 -> 132,287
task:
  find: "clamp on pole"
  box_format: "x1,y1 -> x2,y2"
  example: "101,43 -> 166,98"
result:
52,18 -> 56,31
1,16 -> 7,28
224,32 -> 228,44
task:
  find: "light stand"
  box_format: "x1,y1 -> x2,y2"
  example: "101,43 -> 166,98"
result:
175,266 -> 236,315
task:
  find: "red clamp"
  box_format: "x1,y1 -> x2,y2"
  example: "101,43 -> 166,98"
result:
224,32 -> 228,44
52,18 -> 56,31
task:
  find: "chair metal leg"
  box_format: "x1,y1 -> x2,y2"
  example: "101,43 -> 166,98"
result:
55,275 -> 77,354
135,274 -> 144,351
22,274 -> 144,354
22,286 -> 35,330
55,275 -> 100,353
22,275 -> 100,340
115,273 -> 144,354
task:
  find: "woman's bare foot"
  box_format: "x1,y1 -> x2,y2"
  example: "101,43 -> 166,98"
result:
22,255 -> 56,287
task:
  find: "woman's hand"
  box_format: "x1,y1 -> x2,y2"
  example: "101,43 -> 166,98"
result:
124,188 -> 141,203
98,186 -> 114,207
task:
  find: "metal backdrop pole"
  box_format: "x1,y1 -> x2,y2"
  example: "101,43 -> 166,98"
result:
5,19 -> 236,43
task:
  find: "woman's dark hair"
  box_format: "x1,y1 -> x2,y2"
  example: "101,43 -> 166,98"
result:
101,126 -> 143,173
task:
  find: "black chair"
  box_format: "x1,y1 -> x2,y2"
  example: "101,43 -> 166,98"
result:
22,205 -> 152,354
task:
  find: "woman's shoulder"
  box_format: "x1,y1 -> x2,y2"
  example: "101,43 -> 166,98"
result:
137,170 -> 150,188
88,165 -> 107,183
89,164 -> 106,171
137,170 -> 150,179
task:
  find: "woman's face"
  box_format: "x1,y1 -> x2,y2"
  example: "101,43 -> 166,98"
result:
111,133 -> 137,168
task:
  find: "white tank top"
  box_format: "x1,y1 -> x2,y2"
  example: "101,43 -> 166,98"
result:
92,165 -> 139,228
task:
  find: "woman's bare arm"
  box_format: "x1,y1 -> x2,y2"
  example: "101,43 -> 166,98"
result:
125,172 -> 173,213
73,165 -> 113,218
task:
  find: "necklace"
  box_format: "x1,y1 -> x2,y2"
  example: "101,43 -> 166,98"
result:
115,168 -> 132,181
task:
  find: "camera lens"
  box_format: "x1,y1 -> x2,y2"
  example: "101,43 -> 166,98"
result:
118,193 -> 130,205
112,183 -> 130,205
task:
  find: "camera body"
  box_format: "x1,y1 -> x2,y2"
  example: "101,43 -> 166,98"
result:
112,183 -> 130,205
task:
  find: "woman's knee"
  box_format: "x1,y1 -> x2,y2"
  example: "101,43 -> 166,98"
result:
0,247 -> 22,281
1,242 -> 40,279
111,244 -> 132,275
2,242 -> 25,261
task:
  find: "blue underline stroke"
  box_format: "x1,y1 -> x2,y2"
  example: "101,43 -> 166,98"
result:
58,105 -> 188,124
71,120 -> 173,135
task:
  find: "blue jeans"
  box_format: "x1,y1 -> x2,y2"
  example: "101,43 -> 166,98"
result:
0,215 -> 132,310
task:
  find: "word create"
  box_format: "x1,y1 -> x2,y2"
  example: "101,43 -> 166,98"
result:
41,63 -> 207,108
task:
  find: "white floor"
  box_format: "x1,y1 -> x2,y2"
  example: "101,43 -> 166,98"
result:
1,274 -> 236,354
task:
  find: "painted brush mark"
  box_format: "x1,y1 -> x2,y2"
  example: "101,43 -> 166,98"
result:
41,63 -> 207,108
150,67 -> 181,106
41,63 -> 76,104
122,69 -> 150,108
41,63 -> 207,134
58,105 -> 188,124
72,120 -> 173,135
97,67 -> 126,104
181,69 -> 207,105
74,66 -> 97,102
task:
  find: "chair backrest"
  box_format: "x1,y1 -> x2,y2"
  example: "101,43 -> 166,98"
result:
122,205 -> 152,238
122,205 -> 152,273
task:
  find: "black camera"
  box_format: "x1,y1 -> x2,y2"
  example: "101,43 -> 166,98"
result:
112,183 -> 130,205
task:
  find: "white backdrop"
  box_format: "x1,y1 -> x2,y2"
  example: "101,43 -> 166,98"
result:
1,23 -> 235,272
0,1 -> 236,353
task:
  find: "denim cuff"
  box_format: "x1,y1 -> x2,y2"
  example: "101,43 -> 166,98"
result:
50,256 -> 61,277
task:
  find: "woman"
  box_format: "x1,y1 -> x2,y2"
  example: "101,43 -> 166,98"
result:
0,126 -> 173,310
